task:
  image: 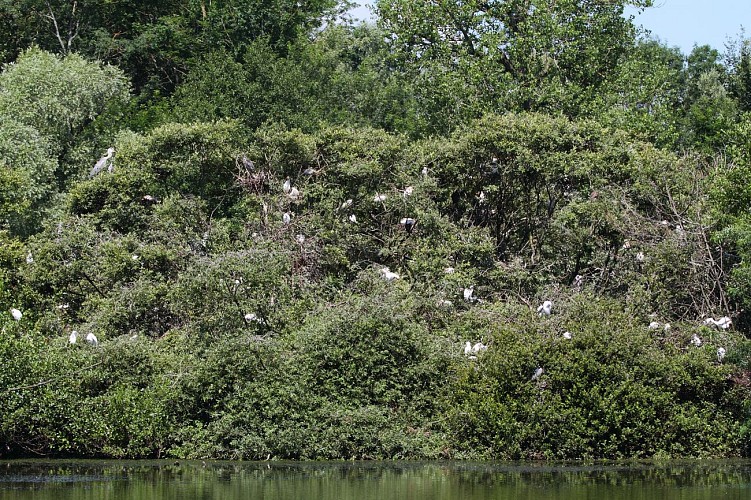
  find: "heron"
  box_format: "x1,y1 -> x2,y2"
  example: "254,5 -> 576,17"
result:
295,234 -> 305,245
463,286 -> 475,302
563,331 -> 572,340
400,217 -> 417,233
379,267 -> 399,281
303,167 -> 317,176
663,323 -> 671,331
477,191 -> 486,203
142,194 -> 159,205
283,212 -> 291,225
537,300 -> 552,316
444,267 -> 455,274
69,330 -> 78,344
532,367 -> 544,381
85,333 -> 99,346
241,155 -> 255,172
10,308 -> 22,321
464,341 -> 487,356
373,193 -> 387,203
421,166 -> 428,177
283,178 -> 291,194
717,347 -> 726,363
439,299 -> 453,308
26,252 -> 33,264
648,321 -> 660,330
90,147 -> 114,177
635,252 -> 645,263
245,313 -> 260,322
690,334 -> 702,347
402,186 -> 414,197
340,199 -> 353,211
348,214 -> 357,223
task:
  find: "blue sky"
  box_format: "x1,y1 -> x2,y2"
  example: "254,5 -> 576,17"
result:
347,1 -> 748,55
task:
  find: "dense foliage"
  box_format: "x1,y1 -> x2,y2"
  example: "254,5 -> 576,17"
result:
2,1 -> 751,460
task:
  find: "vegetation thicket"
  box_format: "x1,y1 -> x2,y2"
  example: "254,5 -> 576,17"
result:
2,0 -> 751,460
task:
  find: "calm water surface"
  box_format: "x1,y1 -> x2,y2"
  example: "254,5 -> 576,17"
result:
1,459 -> 750,499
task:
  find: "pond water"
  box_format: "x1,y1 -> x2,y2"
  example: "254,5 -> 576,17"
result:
1,459 -> 750,499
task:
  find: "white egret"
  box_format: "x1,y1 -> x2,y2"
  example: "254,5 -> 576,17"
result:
132,254 -> 140,261
379,267 -> 399,281
463,286 -> 475,302
439,299 -> 453,308
10,308 -> 22,321
421,166 -> 428,177
373,193 -> 387,203
464,341 -> 487,356
403,186 -> 414,197
348,214 -> 357,223
85,333 -> 98,346
573,275 -> 583,289
648,321 -> 660,330
472,342 -> 487,353
303,167 -> 317,176
663,323 -> 671,331
26,252 -> 33,264
716,316 -> 732,330
635,252 -> 645,263
90,147 -> 114,177
340,199 -> 353,210
703,317 -> 716,327
282,178 -> 291,194
532,367 -> 544,381
69,330 -> 78,344
245,313 -> 261,323
478,191 -> 486,203
444,267 -> 455,274
464,341 -> 473,356
563,331 -> 572,340
690,334 -> 702,347
295,234 -> 306,245
282,212 -> 291,225
717,347 -> 726,363
537,300 -> 552,316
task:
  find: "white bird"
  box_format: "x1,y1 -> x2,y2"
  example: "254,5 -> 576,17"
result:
703,317 -> 717,327
373,193 -> 387,203
10,308 -> 22,321
563,331 -> 572,340
715,316 -> 732,330
282,212 -> 291,225
69,330 -> 78,344
303,167 -> 317,176
85,333 -> 98,346
663,323 -> 671,331
439,299 -> 453,308
295,234 -> 306,245
379,267 -> 400,281
282,178 -> 291,194
244,313 -> 260,322
648,321 -> 660,330
132,254 -> 140,261
421,166 -> 428,177
537,300 -> 552,316
26,252 -> 33,264
463,286 -> 475,302
287,187 -> 301,200
464,341 -> 473,356
402,186 -> 414,197
635,252 -> 645,263
690,334 -> 702,347
717,347 -> 726,363
348,214 -> 357,223
532,367 -> 544,381
464,341 -> 487,356
340,199 -> 353,210
444,267 -> 455,274
90,147 -> 114,177
478,191 -> 486,203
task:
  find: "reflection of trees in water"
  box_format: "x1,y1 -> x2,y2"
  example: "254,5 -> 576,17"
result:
2,460 -> 750,498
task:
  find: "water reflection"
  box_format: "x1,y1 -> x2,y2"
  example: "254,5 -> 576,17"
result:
2,460 -> 750,500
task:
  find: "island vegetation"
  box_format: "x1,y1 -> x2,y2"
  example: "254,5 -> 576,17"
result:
2,0 -> 751,460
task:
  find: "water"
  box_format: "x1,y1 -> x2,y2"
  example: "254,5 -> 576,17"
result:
1,460 -> 750,499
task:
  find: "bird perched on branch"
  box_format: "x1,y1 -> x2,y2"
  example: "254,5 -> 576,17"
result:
85,333 -> 99,346
537,300 -> 552,316
379,267 -> 399,281
11,308 -> 22,321
90,148 -> 114,177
